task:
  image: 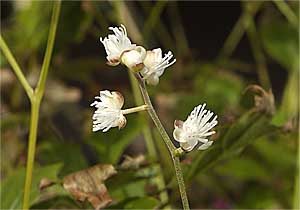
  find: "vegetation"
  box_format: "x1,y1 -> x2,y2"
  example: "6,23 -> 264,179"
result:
1,1 -> 299,209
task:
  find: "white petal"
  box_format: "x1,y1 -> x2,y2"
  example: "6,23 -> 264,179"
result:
100,25 -> 136,65
141,48 -> 176,86
120,46 -> 146,71
91,90 -> 126,132
180,139 -> 198,152
173,103 -> 218,152
198,141 -> 213,150
173,128 -> 186,143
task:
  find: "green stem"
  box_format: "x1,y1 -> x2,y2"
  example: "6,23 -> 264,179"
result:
128,71 -> 169,206
36,0 -> 61,100
134,73 -> 190,210
0,36 -> 34,100
22,1 -> 61,209
273,0 -> 298,29
246,16 -> 271,89
22,99 -> 40,210
218,2 -> 262,58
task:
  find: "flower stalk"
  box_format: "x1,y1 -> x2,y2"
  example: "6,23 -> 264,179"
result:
127,71 -> 170,206
121,104 -> 149,115
134,73 -> 190,210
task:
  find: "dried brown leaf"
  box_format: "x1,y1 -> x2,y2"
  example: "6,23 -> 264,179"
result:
120,155 -> 146,170
244,84 -> 275,115
39,178 -> 56,191
63,164 -> 117,209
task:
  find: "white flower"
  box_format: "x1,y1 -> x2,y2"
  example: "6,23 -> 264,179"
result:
91,90 -> 126,132
100,24 -> 136,66
120,46 -> 146,72
173,103 -> 218,151
141,48 -> 176,85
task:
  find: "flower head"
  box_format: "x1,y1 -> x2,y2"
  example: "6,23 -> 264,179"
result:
91,90 -> 126,132
100,24 -> 136,66
141,48 -> 176,85
121,46 -> 146,72
173,103 -> 218,151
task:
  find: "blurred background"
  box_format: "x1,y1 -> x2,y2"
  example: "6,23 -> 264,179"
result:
1,1 -> 299,209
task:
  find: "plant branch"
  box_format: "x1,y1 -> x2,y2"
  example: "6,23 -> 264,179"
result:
134,73 -> 190,209
218,2 -> 262,59
22,1 -> 61,209
246,16 -> 271,89
273,0 -> 298,29
22,99 -> 40,210
0,36 -> 33,99
36,0 -> 61,100
127,71 -> 169,206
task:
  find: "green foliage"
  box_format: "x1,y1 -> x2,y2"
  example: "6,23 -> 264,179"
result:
37,140 -> 89,176
1,163 -> 63,209
3,2 -> 52,56
260,20 -> 299,71
186,108 -> 276,182
88,115 -> 143,164
124,197 -> 159,209
1,1 -> 298,209
214,157 -> 270,181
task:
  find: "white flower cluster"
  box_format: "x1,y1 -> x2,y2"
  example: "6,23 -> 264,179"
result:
92,25 -> 218,152
173,104 -> 218,151
100,24 -> 176,85
90,90 -> 126,132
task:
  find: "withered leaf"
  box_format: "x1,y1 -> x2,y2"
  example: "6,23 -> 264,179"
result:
120,155 -> 146,170
63,164 -> 117,209
39,178 -> 57,191
244,85 -> 275,115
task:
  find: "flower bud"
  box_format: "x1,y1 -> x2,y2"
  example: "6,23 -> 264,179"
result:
121,46 -> 146,72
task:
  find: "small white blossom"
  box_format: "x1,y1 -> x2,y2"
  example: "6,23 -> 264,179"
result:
91,90 -> 126,132
121,46 -> 146,72
173,103 -> 218,151
141,48 -> 176,85
100,24 -> 136,66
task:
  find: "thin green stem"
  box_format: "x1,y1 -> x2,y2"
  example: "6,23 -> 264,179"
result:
128,72 -> 157,159
134,73 -> 190,210
134,74 -> 175,152
246,17 -> 271,89
0,36 -> 34,99
36,0 -> 61,100
22,1 -> 61,209
218,2 -> 262,58
143,1 -> 168,42
22,99 -> 40,210
128,71 -> 169,206
273,0 -> 298,29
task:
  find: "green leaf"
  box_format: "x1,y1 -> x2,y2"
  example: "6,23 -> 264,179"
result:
1,163 -> 63,209
254,135 -> 296,170
37,140 -> 88,176
194,67 -> 244,113
88,115 -> 143,164
260,20 -> 299,71
272,70 -> 299,126
107,167 -> 155,202
3,1 -> 52,55
124,197 -> 159,209
222,111 -> 260,150
214,157 -> 269,181
186,109 -> 275,183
